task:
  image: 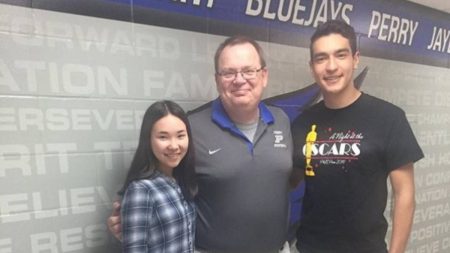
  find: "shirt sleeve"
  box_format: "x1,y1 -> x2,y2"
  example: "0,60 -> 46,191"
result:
385,110 -> 424,172
121,181 -> 153,253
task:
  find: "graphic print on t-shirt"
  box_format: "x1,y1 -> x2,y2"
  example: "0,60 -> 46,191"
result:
305,124 -> 317,176
303,124 -> 362,175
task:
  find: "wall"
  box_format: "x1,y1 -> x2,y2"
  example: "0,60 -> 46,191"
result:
0,1 -> 449,253
361,57 -> 450,253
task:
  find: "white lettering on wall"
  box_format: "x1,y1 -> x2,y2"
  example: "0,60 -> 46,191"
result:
368,11 -> 418,46
0,187 -> 112,223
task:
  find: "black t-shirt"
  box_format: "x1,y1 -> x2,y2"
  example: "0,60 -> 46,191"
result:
291,93 -> 424,253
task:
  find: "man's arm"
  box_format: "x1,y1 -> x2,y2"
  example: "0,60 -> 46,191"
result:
289,166 -> 304,189
388,162 -> 415,253
107,200 -> 122,241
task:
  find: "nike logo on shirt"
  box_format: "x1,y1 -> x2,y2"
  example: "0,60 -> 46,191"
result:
208,148 -> 221,155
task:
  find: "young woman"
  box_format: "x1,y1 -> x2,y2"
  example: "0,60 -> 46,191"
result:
118,100 -> 197,253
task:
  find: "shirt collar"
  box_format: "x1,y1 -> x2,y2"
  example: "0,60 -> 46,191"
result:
211,98 -> 274,128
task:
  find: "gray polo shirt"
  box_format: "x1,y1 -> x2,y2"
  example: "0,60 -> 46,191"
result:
189,99 -> 293,253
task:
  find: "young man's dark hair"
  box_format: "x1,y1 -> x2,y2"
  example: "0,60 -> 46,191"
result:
310,20 -> 358,59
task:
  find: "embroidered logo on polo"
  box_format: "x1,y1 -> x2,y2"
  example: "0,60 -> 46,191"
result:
208,148 -> 222,155
303,124 -> 362,176
273,130 -> 287,148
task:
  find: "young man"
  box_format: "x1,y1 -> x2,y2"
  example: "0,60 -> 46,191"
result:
291,20 -> 423,253
108,35 -> 294,253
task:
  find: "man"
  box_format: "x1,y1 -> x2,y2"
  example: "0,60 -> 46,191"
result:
109,35 -> 294,253
291,20 -> 423,253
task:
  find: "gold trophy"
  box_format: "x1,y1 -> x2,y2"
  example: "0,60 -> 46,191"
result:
305,124 -> 317,176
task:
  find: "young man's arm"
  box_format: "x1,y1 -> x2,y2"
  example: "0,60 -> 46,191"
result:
388,162 -> 415,253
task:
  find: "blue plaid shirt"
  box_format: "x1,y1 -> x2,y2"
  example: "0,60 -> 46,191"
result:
121,173 -> 196,253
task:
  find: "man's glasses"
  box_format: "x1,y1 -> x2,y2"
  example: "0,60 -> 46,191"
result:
217,67 -> 264,81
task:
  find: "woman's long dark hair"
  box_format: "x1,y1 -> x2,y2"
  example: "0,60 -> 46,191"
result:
118,100 -> 197,200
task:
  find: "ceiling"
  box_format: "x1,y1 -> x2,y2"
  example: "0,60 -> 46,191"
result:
407,0 -> 450,14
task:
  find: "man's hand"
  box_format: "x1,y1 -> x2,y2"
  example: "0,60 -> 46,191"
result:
107,200 -> 122,241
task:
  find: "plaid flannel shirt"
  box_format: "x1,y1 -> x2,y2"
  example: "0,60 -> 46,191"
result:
121,173 -> 196,253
